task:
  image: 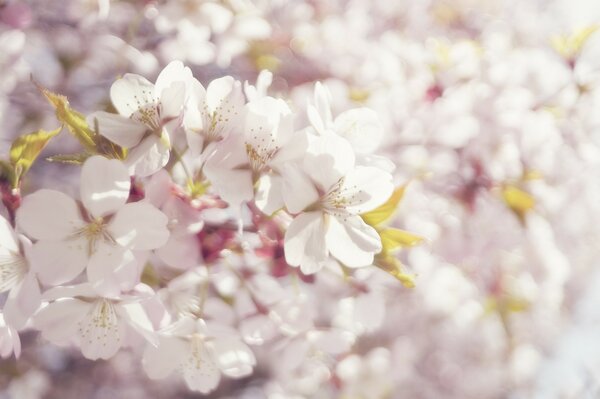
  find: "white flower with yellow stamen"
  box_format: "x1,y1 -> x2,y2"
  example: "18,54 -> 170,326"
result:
282,133 -> 394,274
16,156 -> 169,295
0,215 -> 41,330
143,316 -> 255,394
33,283 -> 158,360
89,61 -> 193,177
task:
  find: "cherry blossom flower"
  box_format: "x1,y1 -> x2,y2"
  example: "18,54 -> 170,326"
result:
203,95 -> 302,210
33,283 -> 158,360
142,316 -> 256,394
282,133 -> 394,273
16,156 -> 169,295
0,215 -> 41,329
183,75 -> 246,157
89,61 -> 193,176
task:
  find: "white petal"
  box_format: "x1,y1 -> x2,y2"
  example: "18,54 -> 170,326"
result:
80,156 -> 131,218
78,300 -> 125,360
340,166 -> 394,214
87,243 -> 140,297
303,133 -> 355,190
110,73 -> 156,117
210,337 -> 256,378
30,238 -> 88,285
16,189 -> 83,240
108,202 -> 169,250
326,215 -> 381,268
205,76 -> 242,114
281,163 -> 319,214
125,135 -> 171,177
283,212 -> 328,274
33,299 -> 90,345
334,108 -> 383,154
88,111 -> 148,148
3,272 -> 41,330
118,302 -> 158,346
203,135 -> 254,206
156,235 -> 201,269
255,174 -> 284,215
181,342 -> 221,393
155,60 -> 192,98
0,215 -> 19,253
0,316 -> 20,359
160,80 -> 187,120
143,335 -> 188,380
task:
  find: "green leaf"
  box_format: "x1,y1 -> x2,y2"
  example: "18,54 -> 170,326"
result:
361,185 -> 406,226
374,254 -> 416,288
9,127 -> 61,187
380,227 -> 424,253
46,153 -> 91,165
36,82 -> 126,160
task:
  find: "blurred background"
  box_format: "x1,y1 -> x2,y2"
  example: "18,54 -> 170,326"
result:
1,0 -> 600,398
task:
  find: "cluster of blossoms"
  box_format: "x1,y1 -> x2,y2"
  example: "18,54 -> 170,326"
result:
2,0 -> 600,398
0,60 -> 405,395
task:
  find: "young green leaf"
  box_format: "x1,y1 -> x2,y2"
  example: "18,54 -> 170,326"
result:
9,127 -> 61,187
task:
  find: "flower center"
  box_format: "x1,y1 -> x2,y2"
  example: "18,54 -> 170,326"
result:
70,217 -> 115,256
245,143 -> 278,173
132,103 -> 162,131
78,299 -> 120,346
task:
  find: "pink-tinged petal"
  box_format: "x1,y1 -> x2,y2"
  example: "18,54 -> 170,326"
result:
341,166 -> 394,214
334,108 -> 383,154
143,169 -> 171,208
281,163 -> 319,214
88,111 -> 148,148
78,300 -> 125,360
181,343 -> 221,394
209,336 -> 256,378
157,235 -> 201,270
87,243 -> 140,297
326,215 -> 381,268
16,189 -> 83,240
80,156 -> 131,218
33,299 -> 90,345
303,133 -> 355,191
30,238 -> 88,286
3,272 -> 40,330
117,302 -> 158,346
108,202 -> 169,250
125,135 -> 171,177
143,335 -> 188,380
110,73 -> 156,117
0,215 -> 19,253
283,212 -> 328,274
